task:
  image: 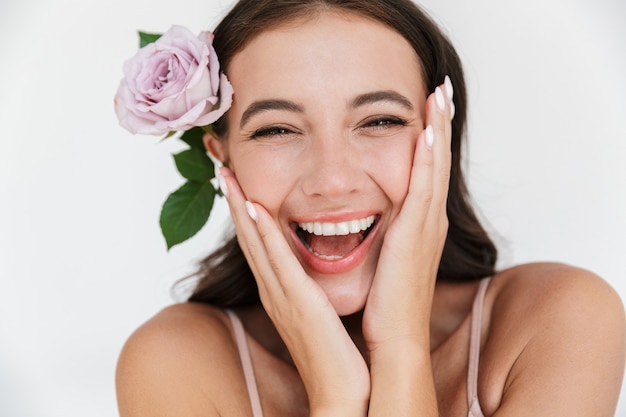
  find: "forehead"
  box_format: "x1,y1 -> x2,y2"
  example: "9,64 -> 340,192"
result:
227,11 -> 425,105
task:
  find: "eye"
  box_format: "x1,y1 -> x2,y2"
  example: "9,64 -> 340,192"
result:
359,116 -> 408,133
249,125 -> 298,140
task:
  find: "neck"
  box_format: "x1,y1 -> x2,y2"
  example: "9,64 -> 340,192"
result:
234,280 -> 479,366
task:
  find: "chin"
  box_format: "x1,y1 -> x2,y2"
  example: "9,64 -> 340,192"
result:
330,295 -> 367,317
313,270 -> 373,316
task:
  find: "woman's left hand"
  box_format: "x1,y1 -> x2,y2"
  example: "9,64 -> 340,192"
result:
363,79 -> 454,353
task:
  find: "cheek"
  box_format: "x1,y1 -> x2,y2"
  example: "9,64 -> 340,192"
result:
368,136 -> 416,206
229,150 -> 295,214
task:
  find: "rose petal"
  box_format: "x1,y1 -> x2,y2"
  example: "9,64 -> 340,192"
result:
195,73 -> 234,126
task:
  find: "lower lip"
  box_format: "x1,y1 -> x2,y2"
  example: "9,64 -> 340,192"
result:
291,219 -> 380,275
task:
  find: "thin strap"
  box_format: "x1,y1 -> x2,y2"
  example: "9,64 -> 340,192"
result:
467,278 -> 490,417
226,310 -> 264,417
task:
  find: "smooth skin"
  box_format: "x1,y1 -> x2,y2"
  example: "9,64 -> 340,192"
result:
116,12 -> 626,417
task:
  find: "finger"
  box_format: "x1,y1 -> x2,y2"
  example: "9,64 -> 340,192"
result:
217,167 -> 278,299
428,82 -> 453,214
246,201 -> 321,303
399,81 -> 453,225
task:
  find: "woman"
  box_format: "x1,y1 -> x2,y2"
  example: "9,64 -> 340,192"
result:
115,0 -> 625,415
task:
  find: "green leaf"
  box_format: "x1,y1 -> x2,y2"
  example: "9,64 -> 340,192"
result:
138,31 -> 162,48
180,127 -> 206,150
160,181 -> 216,249
173,148 -> 214,181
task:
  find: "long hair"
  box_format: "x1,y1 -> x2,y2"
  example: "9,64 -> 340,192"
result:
184,0 -> 498,307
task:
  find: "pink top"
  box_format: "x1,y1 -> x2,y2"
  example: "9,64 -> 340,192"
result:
227,277 -> 490,417
467,277 -> 489,417
227,309 -> 264,417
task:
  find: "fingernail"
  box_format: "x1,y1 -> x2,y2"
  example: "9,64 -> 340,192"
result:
425,125 -> 434,149
435,86 -> 446,113
450,101 -> 456,120
444,75 -> 454,102
216,168 -> 228,199
245,201 -> 258,222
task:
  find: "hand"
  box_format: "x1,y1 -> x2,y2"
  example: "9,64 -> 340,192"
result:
218,168 -> 370,415
363,79 -> 454,352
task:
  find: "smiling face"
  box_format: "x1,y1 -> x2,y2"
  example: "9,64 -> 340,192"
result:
211,11 -> 427,315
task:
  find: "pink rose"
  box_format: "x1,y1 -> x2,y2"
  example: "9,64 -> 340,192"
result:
114,25 -> 233,135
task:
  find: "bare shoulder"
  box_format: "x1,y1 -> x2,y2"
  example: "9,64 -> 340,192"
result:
489,262 -> 624,324
481,263 -> 625,416
116,303 -> 247,417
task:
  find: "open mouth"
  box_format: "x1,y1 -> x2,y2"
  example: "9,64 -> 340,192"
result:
294,215 -> 378,260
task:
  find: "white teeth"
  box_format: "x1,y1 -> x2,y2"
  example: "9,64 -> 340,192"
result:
336,222 -> 350,236
298,215 -> 376,236
322,223 -> 335,236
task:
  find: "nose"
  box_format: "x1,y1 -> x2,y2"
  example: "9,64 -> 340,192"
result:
300,132 -> 366,199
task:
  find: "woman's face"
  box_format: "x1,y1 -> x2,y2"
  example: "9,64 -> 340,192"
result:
214,12 -> 427,315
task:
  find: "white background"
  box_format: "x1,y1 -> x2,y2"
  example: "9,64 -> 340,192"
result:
0,0 -> 624,416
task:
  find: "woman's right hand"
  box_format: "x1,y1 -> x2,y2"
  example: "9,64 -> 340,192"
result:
218,167 -> 370,416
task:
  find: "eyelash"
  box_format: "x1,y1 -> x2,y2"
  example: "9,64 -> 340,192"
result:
249,125 -> 296,139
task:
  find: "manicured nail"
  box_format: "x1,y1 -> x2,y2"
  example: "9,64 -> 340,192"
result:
425,125 -> 434,149
245,201 -> 258,222
435,86 -> 445,113
450,101 -> 456,120
444,75 -> 454,102
216,168 -> 228,199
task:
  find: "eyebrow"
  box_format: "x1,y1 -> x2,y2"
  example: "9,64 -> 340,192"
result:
240,99 -> 304,128
239,90 -> 414,128
350,90 -> 414,111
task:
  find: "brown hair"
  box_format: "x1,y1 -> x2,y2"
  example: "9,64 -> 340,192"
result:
185,0 -> 498,307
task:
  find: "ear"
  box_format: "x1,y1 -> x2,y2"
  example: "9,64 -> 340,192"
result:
203,132 -> 226,164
